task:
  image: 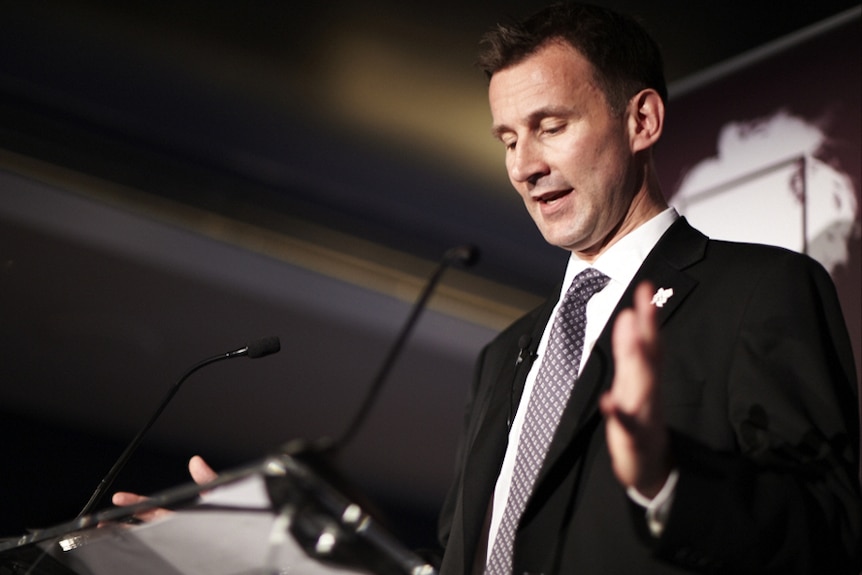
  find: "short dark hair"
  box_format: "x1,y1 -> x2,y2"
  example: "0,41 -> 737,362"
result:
477,2 -> 667,113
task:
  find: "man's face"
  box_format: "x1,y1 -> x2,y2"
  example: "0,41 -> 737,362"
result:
489,41 -> 641,258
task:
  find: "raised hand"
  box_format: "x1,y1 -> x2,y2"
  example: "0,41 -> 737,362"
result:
111,455 -> 217,521
599,282 -> 672,498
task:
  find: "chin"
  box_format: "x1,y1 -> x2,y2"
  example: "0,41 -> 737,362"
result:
542,235 -> 573,251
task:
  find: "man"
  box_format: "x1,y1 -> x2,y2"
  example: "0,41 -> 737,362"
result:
436,3 -> 862,574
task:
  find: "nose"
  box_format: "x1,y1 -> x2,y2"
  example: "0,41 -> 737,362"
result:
508,138 -> 549,186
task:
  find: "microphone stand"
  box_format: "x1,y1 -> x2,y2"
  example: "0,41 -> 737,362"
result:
268,245 -> 477,575
77,338 -> 280,518
324,244 -> 478,454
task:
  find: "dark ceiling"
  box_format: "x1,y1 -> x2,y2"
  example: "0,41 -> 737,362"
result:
1,0 -> 859,551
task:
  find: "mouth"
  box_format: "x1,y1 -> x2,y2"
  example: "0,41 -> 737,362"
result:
533,189 -> 572,204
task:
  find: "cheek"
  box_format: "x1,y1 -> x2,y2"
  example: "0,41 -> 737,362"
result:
587,142 -> 629,187
548,140 -> 597,182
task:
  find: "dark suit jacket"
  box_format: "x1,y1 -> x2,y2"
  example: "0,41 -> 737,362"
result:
438,218 -> 862,574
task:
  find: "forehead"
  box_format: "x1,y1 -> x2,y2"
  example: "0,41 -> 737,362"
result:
488,41 -> 604,125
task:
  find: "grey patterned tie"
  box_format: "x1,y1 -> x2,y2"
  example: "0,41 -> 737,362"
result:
485,268 -> 610,575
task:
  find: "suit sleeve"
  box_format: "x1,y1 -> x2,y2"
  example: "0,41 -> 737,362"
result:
437,343 -> 489,550
656,252 -> 862,574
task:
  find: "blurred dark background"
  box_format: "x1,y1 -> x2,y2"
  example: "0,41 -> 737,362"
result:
1,0 -> 859,550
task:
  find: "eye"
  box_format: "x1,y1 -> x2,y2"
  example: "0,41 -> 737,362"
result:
541,122 -> 565,136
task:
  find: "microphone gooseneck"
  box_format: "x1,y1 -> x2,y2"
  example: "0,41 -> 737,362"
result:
321,244 -> 479,454
77,336 -> 281,518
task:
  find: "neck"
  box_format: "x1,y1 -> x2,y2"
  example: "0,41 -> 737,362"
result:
575,160 -> 666,263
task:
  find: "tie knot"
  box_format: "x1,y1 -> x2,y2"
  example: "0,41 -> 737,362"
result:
566,268 -> 610,304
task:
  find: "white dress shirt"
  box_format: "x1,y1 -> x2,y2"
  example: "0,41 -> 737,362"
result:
486,208 -> 680,562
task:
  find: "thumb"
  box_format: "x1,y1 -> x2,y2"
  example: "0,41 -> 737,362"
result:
189,455 -> 218,485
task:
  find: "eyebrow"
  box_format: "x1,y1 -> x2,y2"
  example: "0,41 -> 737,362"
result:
490,124 -> 511,141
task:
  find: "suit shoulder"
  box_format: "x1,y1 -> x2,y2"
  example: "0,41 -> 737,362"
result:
665,218 -> 830,280
712,239 -> 829,272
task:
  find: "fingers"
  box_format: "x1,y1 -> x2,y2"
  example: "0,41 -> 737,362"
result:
603,281 -> 671,497
111,491 -> 148,507
633,282 -> 659,369
111,491 -> 174,522
108,456 -> 217,525
606,284 -> 656,414
189,455 -> 218,485
610,308 -> 640,395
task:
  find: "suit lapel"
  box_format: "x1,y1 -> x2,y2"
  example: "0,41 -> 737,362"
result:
536,218 -> 707,490
453,218 -> 709,562
510,297 -> 557,412
458,295 -> 557,571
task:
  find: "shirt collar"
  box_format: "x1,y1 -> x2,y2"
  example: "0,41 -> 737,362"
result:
561,207 -> 679,296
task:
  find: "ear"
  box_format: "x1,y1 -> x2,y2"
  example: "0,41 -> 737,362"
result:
627,89 -> 664,153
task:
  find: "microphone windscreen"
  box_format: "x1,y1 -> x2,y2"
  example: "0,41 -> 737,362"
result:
247,336 -> 281,358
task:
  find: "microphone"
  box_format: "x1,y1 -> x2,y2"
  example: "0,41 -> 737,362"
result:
269,248 -> 475,575
77,336 -> 281,518
320,244 -> 479,454
509,334 -> 537,430
515,334 -> 533,366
